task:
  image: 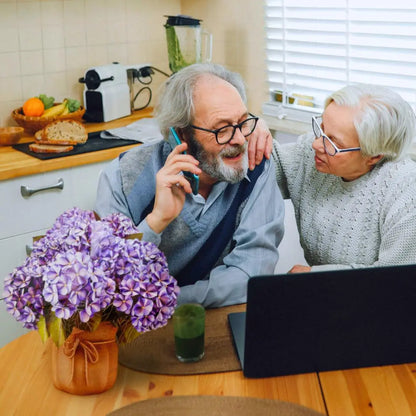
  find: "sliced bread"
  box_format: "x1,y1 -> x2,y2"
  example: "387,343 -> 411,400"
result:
35,119 -> 87,145
29,143 -> 74,153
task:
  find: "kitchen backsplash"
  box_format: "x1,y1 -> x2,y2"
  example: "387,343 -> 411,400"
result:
0,0 -> 268,127
0,0 -> 181,126
180,0 -> 268,116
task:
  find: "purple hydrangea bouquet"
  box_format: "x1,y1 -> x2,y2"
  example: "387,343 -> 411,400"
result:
3,207 -> 179,346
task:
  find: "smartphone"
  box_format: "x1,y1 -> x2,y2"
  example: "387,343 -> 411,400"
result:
167,127 -> 199,195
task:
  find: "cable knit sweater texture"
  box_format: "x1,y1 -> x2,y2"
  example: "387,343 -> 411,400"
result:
272,134 -> 416,271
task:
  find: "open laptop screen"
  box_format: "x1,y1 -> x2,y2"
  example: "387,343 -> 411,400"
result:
229,264 -> 416,378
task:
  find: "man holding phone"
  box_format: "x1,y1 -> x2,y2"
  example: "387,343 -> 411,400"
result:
95,63 -> 284,308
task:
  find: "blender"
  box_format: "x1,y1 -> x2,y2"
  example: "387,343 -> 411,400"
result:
164,15 -> 212,73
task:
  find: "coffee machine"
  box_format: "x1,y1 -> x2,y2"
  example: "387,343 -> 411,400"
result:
79,62 -> 149,122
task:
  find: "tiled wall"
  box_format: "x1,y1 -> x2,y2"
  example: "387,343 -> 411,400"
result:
0,0 -> 268,127
181,0 -> 268,115
0,0 -> 181,126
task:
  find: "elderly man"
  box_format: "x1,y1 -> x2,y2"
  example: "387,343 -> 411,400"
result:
95,63 -> 284,307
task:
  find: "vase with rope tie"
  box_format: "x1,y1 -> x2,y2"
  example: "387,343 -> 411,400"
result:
50,322 -> 118,395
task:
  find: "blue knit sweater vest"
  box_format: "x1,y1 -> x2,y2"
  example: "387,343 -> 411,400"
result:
120,141 -> 265,286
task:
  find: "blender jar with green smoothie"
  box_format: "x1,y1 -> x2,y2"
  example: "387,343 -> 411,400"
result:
164,15 -> 212,73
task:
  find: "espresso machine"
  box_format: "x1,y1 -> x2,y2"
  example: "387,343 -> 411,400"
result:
79,62 -> 149,122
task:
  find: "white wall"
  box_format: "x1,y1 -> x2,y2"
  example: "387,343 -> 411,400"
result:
275,199 -> 306,274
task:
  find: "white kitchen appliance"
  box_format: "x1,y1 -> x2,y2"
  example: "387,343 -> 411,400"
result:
79,62 -> 149,122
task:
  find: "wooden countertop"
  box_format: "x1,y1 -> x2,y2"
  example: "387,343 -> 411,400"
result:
0,108 -> 153,181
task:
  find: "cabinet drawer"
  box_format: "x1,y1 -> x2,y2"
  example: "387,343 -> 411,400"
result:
0,229 -> 48,279
0,162 -> 107,240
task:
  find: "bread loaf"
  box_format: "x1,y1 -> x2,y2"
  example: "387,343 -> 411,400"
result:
35,120 -> 87,145
29,143 -> 74,153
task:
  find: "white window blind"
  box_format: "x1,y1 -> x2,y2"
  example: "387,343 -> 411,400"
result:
265,0 -> 416,113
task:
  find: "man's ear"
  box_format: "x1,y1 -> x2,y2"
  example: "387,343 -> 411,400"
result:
367,154 -> 384,167
177,127 -> 190,143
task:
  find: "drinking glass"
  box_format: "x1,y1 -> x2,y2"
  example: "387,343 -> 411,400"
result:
173,303 -> 205,362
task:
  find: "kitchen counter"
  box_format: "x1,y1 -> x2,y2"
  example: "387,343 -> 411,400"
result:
0,108 -> 154,181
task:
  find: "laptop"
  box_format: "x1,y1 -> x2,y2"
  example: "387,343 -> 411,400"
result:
228,264 -> 416,378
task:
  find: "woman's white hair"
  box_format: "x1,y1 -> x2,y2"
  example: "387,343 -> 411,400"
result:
155,63 -> 247,140
325,84 -> 416,161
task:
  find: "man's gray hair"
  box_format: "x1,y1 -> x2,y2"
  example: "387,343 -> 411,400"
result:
155,63 -> 247,140
325,84 -> 416,161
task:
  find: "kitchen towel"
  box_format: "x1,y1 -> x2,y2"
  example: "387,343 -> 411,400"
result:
100,117 -> 163,144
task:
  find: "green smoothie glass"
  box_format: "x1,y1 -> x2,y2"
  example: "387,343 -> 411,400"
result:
173,303 -> 205,362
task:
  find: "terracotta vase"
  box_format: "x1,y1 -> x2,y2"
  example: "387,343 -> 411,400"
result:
51,321 -> 118,395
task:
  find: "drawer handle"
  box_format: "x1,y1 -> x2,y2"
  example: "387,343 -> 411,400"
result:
20,178 -> 64,197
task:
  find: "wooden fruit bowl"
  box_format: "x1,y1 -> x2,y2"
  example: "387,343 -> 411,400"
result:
12,104 -> 86,133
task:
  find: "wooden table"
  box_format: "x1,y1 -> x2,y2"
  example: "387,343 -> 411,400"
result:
0,331 -> 415,415
319,363 -> 416,416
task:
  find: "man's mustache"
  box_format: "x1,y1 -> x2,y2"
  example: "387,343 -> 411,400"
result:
219,143 -> 247,158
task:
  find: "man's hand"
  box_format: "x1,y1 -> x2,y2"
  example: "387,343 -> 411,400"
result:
247,118 -> 273,170
288,265 -> 312,273
146,142 -> 201,234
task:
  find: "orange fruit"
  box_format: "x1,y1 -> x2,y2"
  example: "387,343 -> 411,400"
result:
22,97 -> 44,117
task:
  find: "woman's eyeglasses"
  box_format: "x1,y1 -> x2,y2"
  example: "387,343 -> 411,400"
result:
312,116 -> 361,156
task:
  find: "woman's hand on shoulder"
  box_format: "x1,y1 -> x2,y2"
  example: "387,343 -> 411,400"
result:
248,118 -> 273,170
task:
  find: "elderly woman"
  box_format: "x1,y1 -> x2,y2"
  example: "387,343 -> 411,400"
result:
272,84 -> 416,273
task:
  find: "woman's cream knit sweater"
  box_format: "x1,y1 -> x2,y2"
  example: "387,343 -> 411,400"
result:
272,135 -> 416,271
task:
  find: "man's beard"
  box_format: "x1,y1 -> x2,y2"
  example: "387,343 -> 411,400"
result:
187,136 -> 248,184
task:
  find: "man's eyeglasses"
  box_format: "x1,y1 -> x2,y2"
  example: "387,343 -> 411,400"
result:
190,114 -> 259,145
312,116 -> 361,156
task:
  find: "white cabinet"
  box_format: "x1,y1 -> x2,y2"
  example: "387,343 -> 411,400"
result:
0,161 -> 108,347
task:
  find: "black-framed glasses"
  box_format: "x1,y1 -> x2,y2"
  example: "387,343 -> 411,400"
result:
190,113 -> 259,145
312,116 -> 361,156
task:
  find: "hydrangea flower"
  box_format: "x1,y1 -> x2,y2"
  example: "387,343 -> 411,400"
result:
2,207 -> 179,344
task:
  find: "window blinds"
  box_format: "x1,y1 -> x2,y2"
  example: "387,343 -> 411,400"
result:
265,0 -> 416,113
